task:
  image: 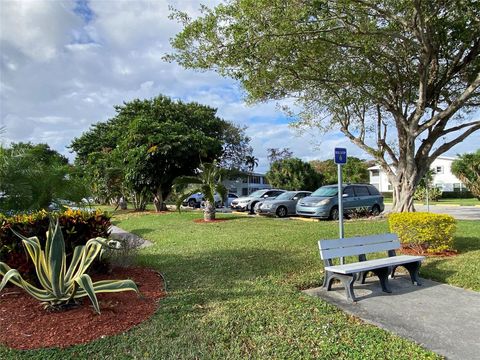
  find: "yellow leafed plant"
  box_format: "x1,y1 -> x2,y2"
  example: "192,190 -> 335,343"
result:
388,212 -> 456,253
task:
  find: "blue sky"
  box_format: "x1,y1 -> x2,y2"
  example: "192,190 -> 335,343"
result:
1,0 -> 479,172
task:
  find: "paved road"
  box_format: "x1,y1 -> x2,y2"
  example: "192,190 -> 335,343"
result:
384,204 -> 480,220
305,276 -> 480,360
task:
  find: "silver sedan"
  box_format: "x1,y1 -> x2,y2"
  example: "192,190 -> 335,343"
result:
255,191 -> 312,218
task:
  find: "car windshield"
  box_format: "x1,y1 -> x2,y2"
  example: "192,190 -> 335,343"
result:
311,187 -> 338,197
274,192 -> 295,200
249,190 -> 267,197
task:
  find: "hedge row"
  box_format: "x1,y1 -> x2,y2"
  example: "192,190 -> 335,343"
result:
0,209 -> 111,277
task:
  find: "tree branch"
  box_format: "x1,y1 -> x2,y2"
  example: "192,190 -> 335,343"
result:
416,72 -> 480,134
430,123 -> 480,159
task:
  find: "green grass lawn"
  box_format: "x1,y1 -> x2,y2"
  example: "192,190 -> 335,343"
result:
2,212 -> 478,359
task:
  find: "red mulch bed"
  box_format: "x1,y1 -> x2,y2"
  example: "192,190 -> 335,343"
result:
399,245 -> 458,257
193,218 -> 230,223
0,267 -> 165,350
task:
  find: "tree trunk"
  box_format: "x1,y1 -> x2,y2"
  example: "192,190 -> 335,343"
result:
153,191 -> 167,212
203,201 -> 216,221
392,182 -> 417,212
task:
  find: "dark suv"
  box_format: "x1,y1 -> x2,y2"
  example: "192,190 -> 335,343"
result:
296,184 -> 384,219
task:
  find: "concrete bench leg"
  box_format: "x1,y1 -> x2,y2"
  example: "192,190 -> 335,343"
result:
324,271 -> 357,302
404,261 -> 422,286
390,262 -> 422,286
372,267 -> 392,293
357,271 -> 368,284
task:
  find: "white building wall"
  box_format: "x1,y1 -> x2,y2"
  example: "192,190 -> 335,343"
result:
368,156 -> 464,193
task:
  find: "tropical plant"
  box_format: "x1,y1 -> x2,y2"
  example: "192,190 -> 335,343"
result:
244,155 -> 258,195
452,150 -> 480,200
174,162 -> 227,221
0,142 -> 88,212
0,220 -> 139,314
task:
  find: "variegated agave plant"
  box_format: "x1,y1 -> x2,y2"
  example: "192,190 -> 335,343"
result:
0,220 -> 139,314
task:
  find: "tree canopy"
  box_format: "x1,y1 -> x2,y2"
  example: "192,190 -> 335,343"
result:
266,157 -> 323,191
169,0 -> 480,212
70,95 -> 251,211
310,157 -> 369,184
452,150 -> 480,199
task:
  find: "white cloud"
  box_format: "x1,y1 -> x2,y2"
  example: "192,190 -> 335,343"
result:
0,0 -> 81,61
0,0 -> 478,170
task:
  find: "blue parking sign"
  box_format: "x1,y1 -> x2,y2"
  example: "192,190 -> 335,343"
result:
334,148 -> 347,164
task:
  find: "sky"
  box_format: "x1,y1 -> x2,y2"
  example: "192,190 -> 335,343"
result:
1,0 -> 479,173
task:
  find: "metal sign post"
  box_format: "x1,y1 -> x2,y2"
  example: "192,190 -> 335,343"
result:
334,148 -> 347,265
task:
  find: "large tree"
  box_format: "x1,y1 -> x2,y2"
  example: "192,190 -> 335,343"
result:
266,157 -> 323,191
71,95 -> 250,211
169,0 -> 480,212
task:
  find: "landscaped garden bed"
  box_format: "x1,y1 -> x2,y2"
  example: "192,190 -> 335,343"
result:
0,267 -> 165,350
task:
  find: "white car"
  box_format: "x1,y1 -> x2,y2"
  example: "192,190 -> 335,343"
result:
184,192 -> 223,208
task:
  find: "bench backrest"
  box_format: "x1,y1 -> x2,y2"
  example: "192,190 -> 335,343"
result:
318,233 -> 400,260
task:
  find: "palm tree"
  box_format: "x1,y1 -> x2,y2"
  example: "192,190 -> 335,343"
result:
244,155 -> 259,195
174,162 -> 227,221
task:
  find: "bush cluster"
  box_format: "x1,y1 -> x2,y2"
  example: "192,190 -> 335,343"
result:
413,186 -> 442,201
0,209 -> 111,277
388,212 -> 456,253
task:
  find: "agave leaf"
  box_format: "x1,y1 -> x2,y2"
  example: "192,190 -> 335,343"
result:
47,220 -> 66,297
70,238 -> 106,280
0,266 -> 57,302
65,245 -> 84,283
75,273 -> 100,314
10,229 -> 52,291
20,236 -> 52,291
78,279 -> 139,295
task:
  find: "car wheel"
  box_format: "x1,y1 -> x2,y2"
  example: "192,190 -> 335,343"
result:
276,206 -> 288,218
329,206 -> 339,220
188,199 -> 196,208
371,204 -> 381,216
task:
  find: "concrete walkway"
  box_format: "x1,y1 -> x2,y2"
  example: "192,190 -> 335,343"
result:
304,276 -> 480,360
109,225 -> 153,248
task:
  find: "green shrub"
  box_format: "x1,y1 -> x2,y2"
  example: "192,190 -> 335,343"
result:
388,212 -> 456,253
0,209 -> 111,278
413,186 -> 442,201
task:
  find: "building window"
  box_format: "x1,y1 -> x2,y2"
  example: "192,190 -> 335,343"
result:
371,169 -> 380,176
453,183 -> 466,192
435,166 -> 444,174
387,183 -> 393,191
250,176 -> 261,184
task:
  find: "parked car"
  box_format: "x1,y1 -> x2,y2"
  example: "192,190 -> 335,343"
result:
255,191 -> 312,217
225,193 -> 238,207
296,184 -> 384,219
230,189 -> 285,213
183,192 -> 222,208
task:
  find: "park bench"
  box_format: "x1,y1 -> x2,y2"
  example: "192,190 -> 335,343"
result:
318,233 -> 424,301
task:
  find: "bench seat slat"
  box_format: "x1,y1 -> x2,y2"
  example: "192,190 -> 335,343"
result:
324,255 -> 424,274
319,233 -> 398,250
320,240 -> 400,260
